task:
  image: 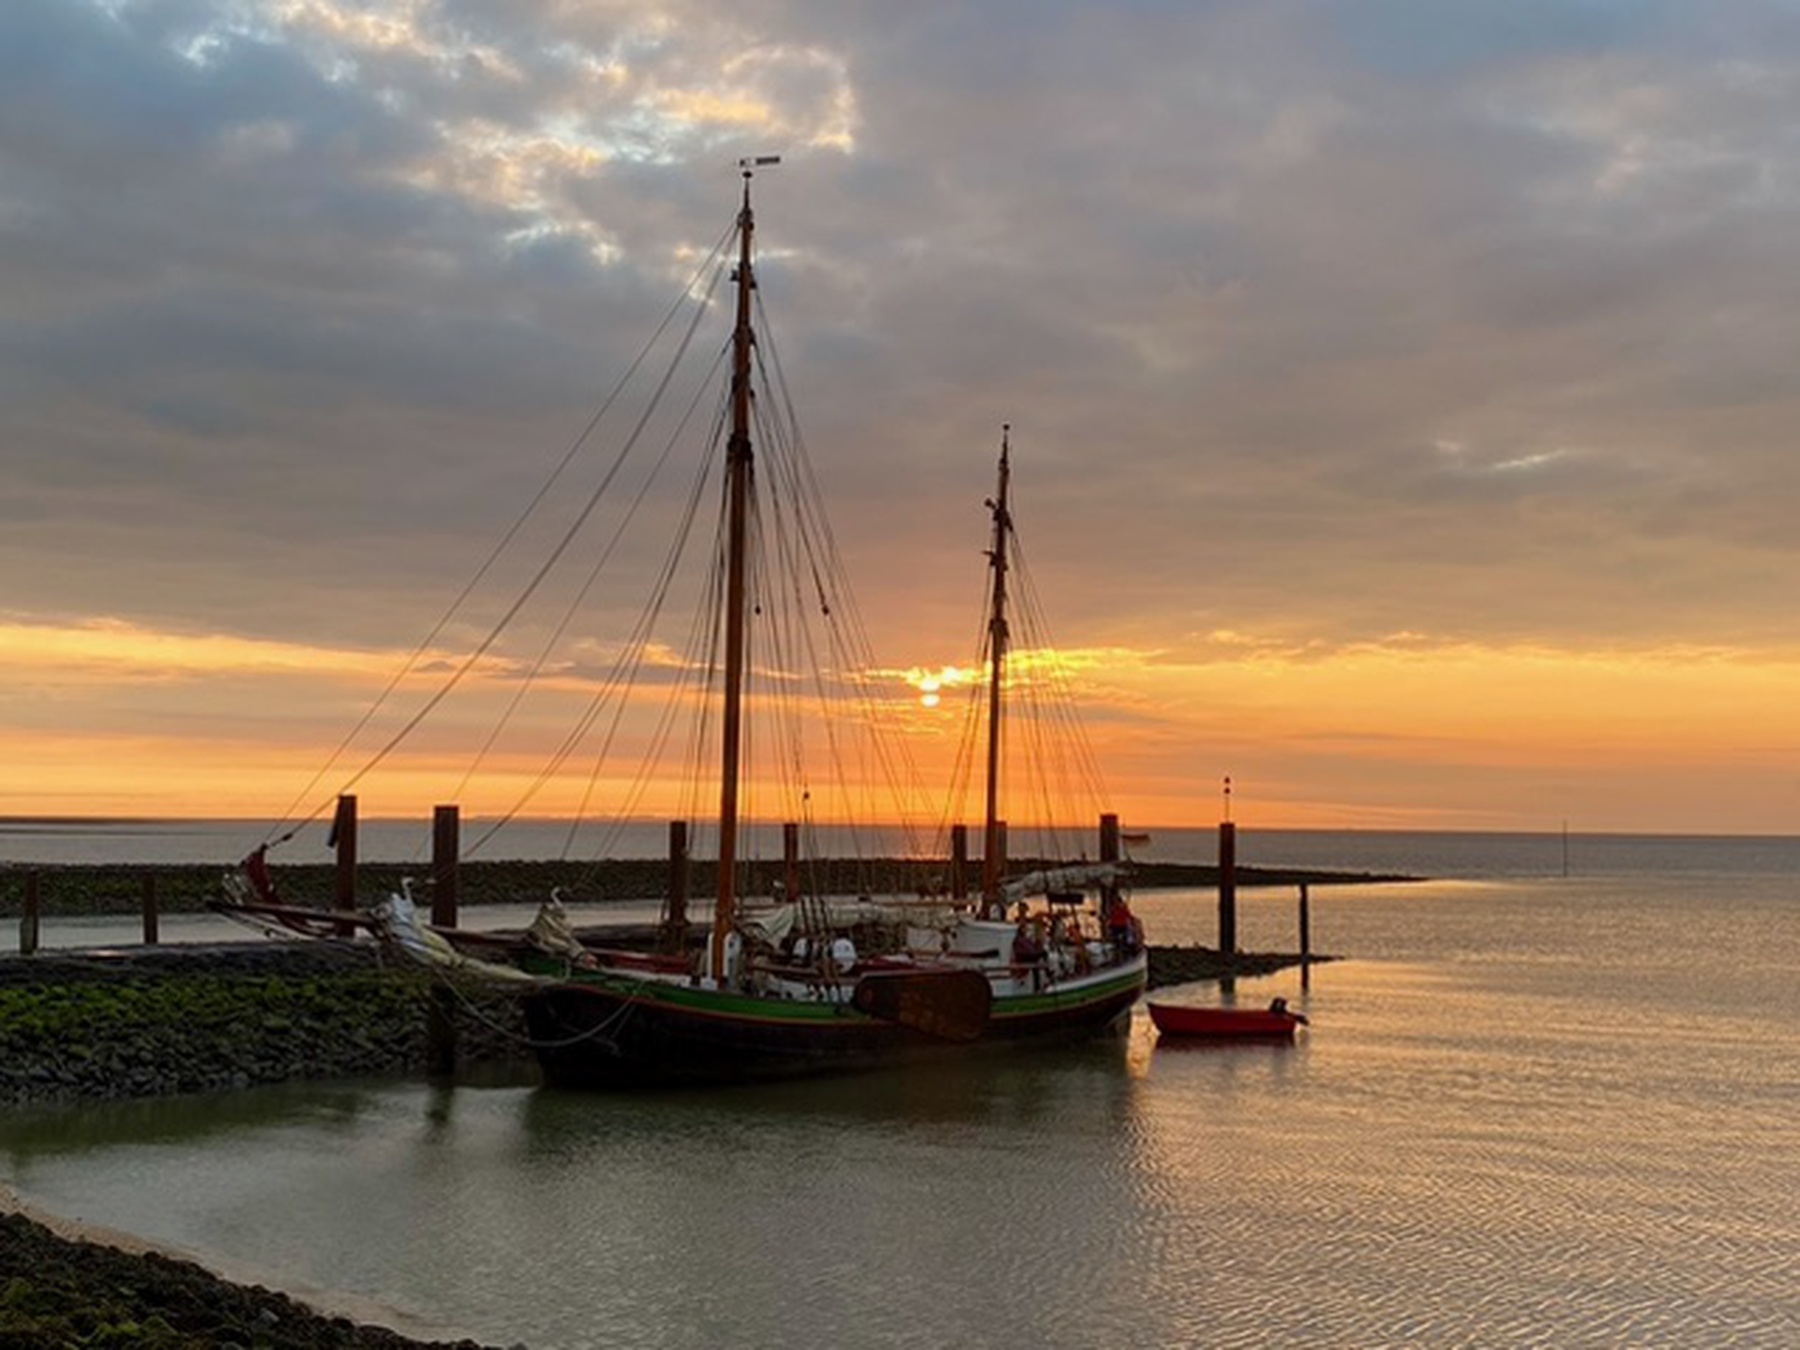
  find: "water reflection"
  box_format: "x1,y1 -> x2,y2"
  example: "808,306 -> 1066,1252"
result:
514,1035 -> 1145,1161
3,1080 -> 404,1160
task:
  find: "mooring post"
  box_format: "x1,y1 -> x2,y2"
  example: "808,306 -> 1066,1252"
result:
1218,819 -> 1238,956
663,820 -> 689,953
1298,881 -> 1311,990
428,804 -> 460,1077
431,806 -> 459,929
142,873 -> 159,946
1098,812 -> 1121,920
1217,776 -> 1238,957
21,871 -> 40,955
950,824 -> 968,902
331,793 -> 359,936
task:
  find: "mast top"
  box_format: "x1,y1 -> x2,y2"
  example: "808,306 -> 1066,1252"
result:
736,154 -> 781,218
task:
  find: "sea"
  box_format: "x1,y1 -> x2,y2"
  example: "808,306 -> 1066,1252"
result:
3,824 -> 1797,1348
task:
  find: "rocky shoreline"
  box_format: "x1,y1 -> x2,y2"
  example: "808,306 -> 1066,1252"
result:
0,940 -> 531,1346
0,941 -> 531,1109
0,1204 -> 503,1349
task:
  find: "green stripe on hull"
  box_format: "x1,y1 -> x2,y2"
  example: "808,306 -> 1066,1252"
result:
989,969 -> 1147,1021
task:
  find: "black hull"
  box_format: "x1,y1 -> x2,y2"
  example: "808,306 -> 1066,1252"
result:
522,973 -> 1144,1090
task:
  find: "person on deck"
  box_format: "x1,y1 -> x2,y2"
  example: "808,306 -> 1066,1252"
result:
1106,897 -> 1141,953
1011,921 -> 1043,967
1012,920 -> 1046,991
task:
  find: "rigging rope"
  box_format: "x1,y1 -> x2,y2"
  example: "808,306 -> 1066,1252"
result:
451,282 -> 731,827
266,221 -> 737,851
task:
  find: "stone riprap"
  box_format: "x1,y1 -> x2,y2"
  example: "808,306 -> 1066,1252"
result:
0,1209 -> 501,1349
0,941 -> 530,1108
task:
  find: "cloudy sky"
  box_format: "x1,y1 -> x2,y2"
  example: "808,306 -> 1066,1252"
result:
4,0 -> 1799,834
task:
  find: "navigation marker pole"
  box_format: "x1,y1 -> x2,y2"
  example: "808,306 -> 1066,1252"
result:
1218,776 -> 1238,957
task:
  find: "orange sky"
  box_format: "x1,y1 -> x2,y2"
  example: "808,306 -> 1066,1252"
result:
4,614 -> 1795,833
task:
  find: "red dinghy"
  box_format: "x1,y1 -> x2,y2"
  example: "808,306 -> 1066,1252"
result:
1147,997 -> 1308,1040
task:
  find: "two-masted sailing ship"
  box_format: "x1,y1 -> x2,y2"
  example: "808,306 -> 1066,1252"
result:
225,162 -> 1146,1087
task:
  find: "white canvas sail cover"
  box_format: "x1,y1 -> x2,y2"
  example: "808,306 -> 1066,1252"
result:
999,862 -> 1124,902
372,889 -> 543,985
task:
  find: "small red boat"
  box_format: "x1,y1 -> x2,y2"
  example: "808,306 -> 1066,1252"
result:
1147,997 -> 1308,1040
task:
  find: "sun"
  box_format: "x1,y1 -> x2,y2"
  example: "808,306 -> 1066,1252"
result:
902,664 -> 977,710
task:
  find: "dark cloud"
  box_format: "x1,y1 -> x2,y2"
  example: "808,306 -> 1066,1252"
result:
4,0 -> 1800,668
1318,0 -> 1684,79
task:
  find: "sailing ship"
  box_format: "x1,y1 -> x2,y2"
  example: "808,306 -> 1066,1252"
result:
225,161 -> 1145,1086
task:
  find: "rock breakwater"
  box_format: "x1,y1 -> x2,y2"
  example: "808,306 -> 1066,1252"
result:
1147,944 -> 1331,987
0,942 -> 530,1109
0,1209 -> 499,1349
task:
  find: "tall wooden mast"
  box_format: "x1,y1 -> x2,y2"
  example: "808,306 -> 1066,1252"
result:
981,426 -> 1012,913
711,158 -> 776,981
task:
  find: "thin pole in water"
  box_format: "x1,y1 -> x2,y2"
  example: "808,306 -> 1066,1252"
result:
1218,777 -> 1237,957
1298,882 -> 1311,991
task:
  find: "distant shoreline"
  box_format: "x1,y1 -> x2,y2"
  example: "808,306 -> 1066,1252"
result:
0,817 -> 172,830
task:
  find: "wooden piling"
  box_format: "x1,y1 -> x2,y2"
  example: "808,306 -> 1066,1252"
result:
142,873 -> 159,946
1218,819 -> 1238,955
427,805 -> 460,1077
20,872 -> 40,956
421,810 -> 460,1087
431,806 -> 460,929
950,824 -> 968,901
663,820 -> 689,952
1099,812 -> 1121,919
331,793 -> 359,937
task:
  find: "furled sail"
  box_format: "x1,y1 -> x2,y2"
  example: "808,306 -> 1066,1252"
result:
999,862 -> 1126,902
371,888 -> 544,986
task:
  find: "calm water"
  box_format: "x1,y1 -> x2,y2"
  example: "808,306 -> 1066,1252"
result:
5,851 -> 1798,1348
